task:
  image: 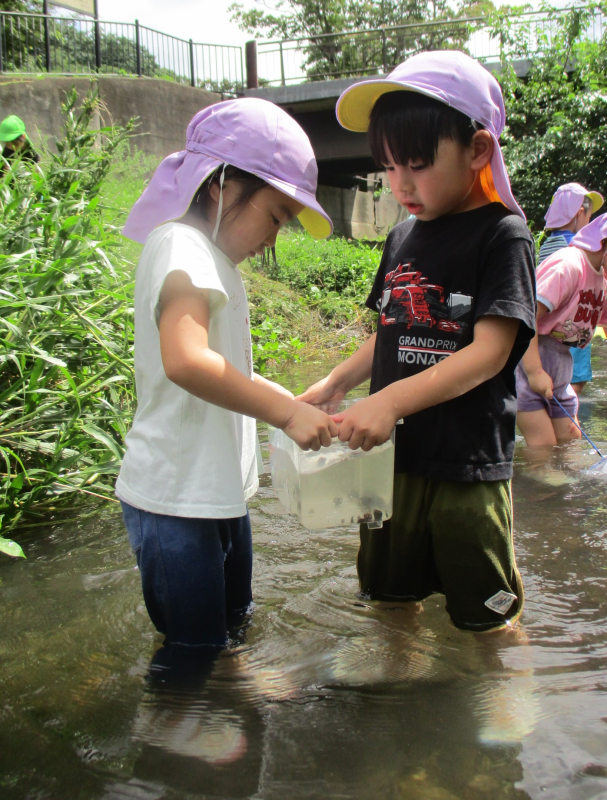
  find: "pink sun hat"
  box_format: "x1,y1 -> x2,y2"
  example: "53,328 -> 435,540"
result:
571,212 -> 607,252
123,97 -> 332,243
544,183 -> 604,229
335,50 -> 524,218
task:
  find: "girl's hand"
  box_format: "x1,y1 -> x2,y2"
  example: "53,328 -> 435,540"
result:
527,368 -> 553,399
332,394 -> 398,452
297,376 -> 346,412
282,401 -> 339,451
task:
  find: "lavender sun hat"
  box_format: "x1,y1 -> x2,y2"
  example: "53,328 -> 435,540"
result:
335,50 -> 524,218
123,97 -> 332,243
544,183 -> 604,229
570,212 -> 607,252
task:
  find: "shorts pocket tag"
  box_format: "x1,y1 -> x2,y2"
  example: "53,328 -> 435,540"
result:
484,590 -> 517,615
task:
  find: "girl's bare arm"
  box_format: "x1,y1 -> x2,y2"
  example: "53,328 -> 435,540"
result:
158,271 -> 337,450
520,302 -> 552,398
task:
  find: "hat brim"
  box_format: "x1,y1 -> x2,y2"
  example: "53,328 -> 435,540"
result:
588,191 -> 604,214
336,79 -> 443,132
0,132 -> 27,145
263,175 -> 332,239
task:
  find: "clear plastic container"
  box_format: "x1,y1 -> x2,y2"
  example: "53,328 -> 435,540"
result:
268,406 -> 394,530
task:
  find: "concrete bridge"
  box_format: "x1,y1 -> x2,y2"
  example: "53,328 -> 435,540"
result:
243,59 -> 531,190
240,59 -> 530,236
0,59 -> 530,238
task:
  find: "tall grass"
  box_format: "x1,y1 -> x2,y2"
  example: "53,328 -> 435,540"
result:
0,86 -> 136,550
257,230 -> 382,326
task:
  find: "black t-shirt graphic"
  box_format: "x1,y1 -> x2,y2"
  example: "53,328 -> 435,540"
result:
366,204 -> 536,482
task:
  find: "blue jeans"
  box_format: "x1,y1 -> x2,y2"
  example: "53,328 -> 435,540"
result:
120,501 -> 253,649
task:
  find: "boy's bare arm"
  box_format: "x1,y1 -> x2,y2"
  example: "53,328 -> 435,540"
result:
297,333 -> 377,406
520,303 -> 552,398
335,316 -> 520,451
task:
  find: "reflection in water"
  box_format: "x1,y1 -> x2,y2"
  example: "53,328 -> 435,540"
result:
105,649 -> 264,798
2,353 -> 607,798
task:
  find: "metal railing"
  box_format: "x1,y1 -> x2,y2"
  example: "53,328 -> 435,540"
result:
2,7 -> 604,92
255,6 -> 607,86
0,11 -> 244,92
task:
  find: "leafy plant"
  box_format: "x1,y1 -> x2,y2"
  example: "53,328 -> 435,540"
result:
0,84 -> 136,545
255,230 -> 382,325
251,317 -> 304,374
489,1 -> 607,229
230,0 -> 495,80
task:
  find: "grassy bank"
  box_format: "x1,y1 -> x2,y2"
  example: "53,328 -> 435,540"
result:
0,89 -> 137,548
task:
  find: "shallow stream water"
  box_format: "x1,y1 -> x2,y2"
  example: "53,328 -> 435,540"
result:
2,349 -> 607,800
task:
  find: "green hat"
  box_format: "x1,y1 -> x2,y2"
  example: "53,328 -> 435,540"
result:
0,115 -> 26,143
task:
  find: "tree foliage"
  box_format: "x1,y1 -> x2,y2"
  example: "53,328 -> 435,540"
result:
230,0 -> 495,79
230,0 -> 493,40
0,1 -> 41,11
490,2 -> 607,229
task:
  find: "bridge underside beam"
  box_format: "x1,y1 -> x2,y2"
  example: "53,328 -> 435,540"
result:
244,77 -> 379,187
288,108 -> 377,185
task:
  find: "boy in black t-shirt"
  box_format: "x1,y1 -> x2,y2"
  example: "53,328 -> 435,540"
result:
300,51 -> 536,632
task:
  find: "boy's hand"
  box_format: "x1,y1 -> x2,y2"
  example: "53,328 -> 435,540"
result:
332,394 -> 398,451
282,402 -> 339,451
297,376 -> 346,413
527,368 -> 553,399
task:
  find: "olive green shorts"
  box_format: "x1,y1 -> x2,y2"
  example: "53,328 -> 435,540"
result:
358,472 -> 523,632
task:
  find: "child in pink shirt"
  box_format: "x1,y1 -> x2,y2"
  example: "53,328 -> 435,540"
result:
517,213 -> 607,446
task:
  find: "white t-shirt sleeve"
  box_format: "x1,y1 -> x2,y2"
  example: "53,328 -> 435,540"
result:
148,226 -> 229,327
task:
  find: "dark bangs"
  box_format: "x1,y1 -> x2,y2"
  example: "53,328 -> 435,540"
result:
190,165 -> 267,220
368,90 -> 480,167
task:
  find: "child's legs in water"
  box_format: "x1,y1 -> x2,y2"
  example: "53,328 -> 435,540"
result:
517,409 -> 582,446
516,338 -> 581,446
120,501 -> 253,649
358,473 -> 522,631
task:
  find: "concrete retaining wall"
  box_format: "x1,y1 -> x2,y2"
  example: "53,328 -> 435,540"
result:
317,185 -> 408,238
0,74 -> 403,238
0,75 -> 220,160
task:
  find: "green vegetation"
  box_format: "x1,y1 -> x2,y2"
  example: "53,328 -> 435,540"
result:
255,230 -> 381,326
230,0 -> 494,80
0,87 -> 135,550
493,2 -> 607,230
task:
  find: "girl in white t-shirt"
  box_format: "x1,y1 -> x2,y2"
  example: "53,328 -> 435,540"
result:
116,98 -> 337,653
